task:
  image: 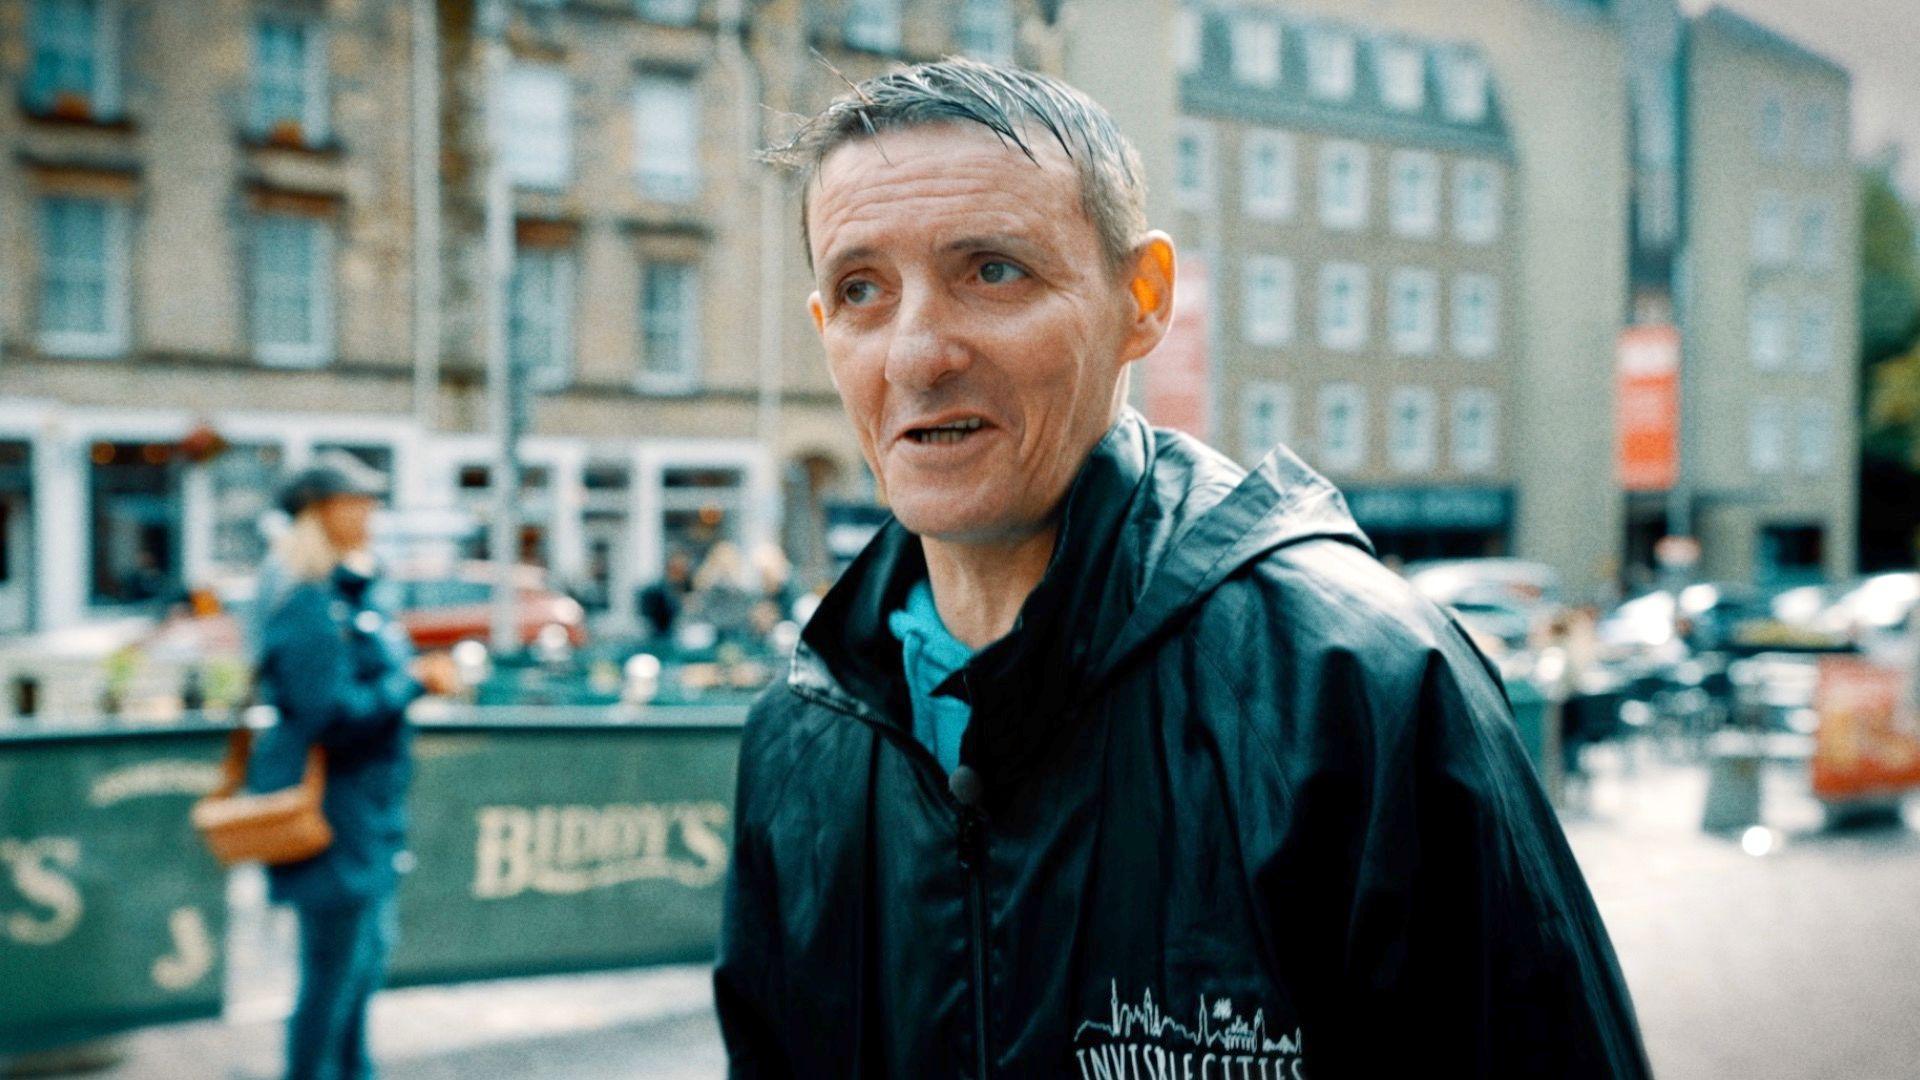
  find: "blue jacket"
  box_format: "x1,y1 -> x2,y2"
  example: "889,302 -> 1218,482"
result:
250,563 -> 420,909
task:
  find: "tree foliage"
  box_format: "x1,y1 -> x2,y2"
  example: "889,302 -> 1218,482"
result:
1861,166 -> 1920,468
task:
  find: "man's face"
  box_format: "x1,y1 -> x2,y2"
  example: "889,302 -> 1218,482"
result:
806,123 -> 1163,546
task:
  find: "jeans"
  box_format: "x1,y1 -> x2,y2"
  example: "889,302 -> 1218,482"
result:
285,895 -> 396,1080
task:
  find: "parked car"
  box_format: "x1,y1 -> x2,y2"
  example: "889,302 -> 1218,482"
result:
375,562 -> 588,651
1405,558 -> 1564,656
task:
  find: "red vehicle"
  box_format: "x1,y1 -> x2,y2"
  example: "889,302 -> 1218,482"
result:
378,562 -> 588,650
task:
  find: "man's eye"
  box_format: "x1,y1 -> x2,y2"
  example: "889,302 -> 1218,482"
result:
978,260 -> 1027,285
840,279 -> 880,305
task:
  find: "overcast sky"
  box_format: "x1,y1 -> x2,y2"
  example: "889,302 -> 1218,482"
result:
1681,0 -> 1920,198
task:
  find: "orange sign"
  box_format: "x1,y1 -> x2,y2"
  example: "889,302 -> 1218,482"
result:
1616,324 -> 1680,492
1140,257 -> 1211,441
1811,657 -> 1920,802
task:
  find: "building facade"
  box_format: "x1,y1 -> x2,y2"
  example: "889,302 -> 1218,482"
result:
0,0 -> 1067,636
1676,6 -> 1858,585
1170,3 -> 1521,564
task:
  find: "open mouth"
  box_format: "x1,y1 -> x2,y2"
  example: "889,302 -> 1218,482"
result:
906,418 -> 986,445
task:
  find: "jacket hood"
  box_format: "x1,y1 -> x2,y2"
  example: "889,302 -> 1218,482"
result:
789,409 -> 1371,780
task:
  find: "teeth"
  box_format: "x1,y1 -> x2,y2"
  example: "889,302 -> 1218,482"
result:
911,418 -> 983,445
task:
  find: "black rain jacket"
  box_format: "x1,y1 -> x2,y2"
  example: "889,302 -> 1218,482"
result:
715,411 -> 1650,1079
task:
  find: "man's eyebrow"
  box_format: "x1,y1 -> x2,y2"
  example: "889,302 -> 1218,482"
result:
941,234 -> 1044,259
818,245 -> 879,283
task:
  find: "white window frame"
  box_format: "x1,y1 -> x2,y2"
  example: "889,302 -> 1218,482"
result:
1375,41 -> 1424,112
1317,262 -> 1370,352
1451,273 -> 1498,359
1387,267 -> 1438,356
250,16 -> 329,144
1241,382 -> 1294,464
1453,161 -> 1502,244
1438,51 -> 1488,123
1174,7 -> 1203,74
1241,129 -> 1295,221
1318,141 -> 1369,231
1305,27 -> 1356,101
26,0 -> 123,120
36,195 -> 131,359
1749,398 -> 1787,475
251,214 -> 335,369
1795,400 -> 1832,475
1752,192 -> 1791,267
1241,255 -> 1295,347
1388,150 -> 1440,239
957,0 -> 1015,64
1316,383 -> 1367,473
1174,120 -> 1216,212
1451,389 -> 1498,474
634,74 -> 701,202
1229,17 -> 1281,88
500,63 -> 573,192
1797,297 -> 1835,372
510,247 -> 577,393
844,0 -> 902,53
1749,292 -> 1788,370
1387,386 -> 1437,474
640,258 -> 701,394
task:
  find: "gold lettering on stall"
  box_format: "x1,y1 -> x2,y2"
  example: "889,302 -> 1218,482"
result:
470,802 -> 732,900
0,837 -> 84,946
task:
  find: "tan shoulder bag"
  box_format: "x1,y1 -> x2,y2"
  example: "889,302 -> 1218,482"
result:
191,726 -> 332,867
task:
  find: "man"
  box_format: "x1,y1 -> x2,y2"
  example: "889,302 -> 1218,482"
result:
715,60 -> 1650,1078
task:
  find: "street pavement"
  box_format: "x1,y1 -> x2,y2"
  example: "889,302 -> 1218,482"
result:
59,745 -> 1920,1080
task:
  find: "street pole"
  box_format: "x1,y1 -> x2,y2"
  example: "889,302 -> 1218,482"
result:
479,0 -> 520,654
410,0 -> 441,435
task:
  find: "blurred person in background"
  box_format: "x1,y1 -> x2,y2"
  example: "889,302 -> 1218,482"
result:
687,541 -> 756,646
638,550 -> 693,644
714,59 -> 1649,1077
251,453 -> 458,1080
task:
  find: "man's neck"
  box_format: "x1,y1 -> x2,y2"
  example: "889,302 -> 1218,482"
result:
920,525 -> 1059,651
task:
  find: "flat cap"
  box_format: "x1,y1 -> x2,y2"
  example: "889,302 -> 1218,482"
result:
277,451 -> 390,517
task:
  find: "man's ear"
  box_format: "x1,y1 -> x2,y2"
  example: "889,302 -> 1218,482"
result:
1118,232 -> 1176,365
808,291 -> 826,334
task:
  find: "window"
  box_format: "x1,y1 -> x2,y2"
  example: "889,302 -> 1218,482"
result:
1799,199 -> 1835,269
1451,274 -> 1498,358
1451,389 -> 1498,474
510,247 -> 575,392
38,196 -> 130,358
1316,383 -> 1367,472
635,74 -> 700,201
88,442 -> 182,606
26,0 -> 121,120
1241,382 -> 1293,463
251,215 -> 333,367
1437,51 -> 1488,123
251,17 -> 327,145
1375,41 -> 1424,112
637,0 -> 700,24
1242,255 -> 1295,346
1305,27 -> 1356,101
1174,121 -> 1215,211
500,64 -> 572,191
1797,298 -> 1834,372
1318,141 -> 1369,231
641,259 -> 700,391
1749,293 -> 1788,370
1752,193 -> 1791,266
1317,263 -> 1369,351
957,0 -> 1014,64
1230,17 -> 1280,87
1175,7 -> 1203,73
1795,401 -> 1832,475
1387,268 -> 1438,356
845,0 -> 902,53
1749,398 -> 1786,475
1453,161 -> 1501,243
1387,387 -> 1437,473
1800,101 -> 1840,166
1757,93 -> 1787,162
1241,129 -> 1295,221
1388,151 -> 1440,238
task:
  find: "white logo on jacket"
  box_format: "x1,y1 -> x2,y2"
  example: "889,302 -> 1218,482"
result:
1073,981 -> 1306,1079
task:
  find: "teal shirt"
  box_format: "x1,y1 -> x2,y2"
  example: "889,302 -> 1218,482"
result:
887,579 -> 974,773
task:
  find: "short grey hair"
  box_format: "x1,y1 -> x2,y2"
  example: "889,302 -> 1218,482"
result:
763,58 -> 1149,277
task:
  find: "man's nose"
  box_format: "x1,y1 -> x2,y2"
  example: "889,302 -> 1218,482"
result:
884,283 -> 972,392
